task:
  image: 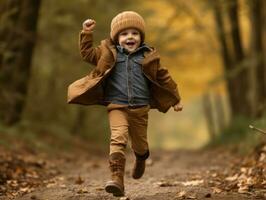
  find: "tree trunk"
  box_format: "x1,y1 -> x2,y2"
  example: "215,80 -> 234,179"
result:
211,0 -> 240,118
0,0 -> 42,125
248,0 -> 265,116
214,93 -> 226,132
202,93 -> 216,140
227,0 -> 250,116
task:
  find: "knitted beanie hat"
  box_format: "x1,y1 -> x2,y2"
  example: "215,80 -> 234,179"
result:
110,11 -> 145,43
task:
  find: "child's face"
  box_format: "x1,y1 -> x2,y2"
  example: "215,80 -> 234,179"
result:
118,28 -> 141,53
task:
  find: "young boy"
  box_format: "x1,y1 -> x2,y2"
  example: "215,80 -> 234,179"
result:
68,11 -> 182,197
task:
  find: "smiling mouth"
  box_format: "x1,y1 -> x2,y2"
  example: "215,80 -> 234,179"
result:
126,41 -> 136,47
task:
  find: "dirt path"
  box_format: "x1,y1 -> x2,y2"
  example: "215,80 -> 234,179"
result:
11,148 -> 264,200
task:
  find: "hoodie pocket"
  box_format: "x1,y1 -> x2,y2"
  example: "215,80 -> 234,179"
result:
113,57 -> 126,73
132,57 -> 144,74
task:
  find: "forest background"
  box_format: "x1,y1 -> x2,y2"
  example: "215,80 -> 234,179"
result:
0,0 -> 265,151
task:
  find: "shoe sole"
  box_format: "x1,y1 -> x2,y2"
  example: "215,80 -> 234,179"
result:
132,169 -> 145,179
105,182 -> 124,197
132,174 -> 143,179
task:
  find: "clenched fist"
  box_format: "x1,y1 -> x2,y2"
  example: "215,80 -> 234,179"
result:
173,102 -> 183,112
82,19 -> 96,32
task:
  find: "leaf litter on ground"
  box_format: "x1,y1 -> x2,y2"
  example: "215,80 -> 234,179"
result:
205,142 -> 266,197
0,150 -> 60,199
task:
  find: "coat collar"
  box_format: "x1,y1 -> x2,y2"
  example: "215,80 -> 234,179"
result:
102,38 -> 117,60
143,48 -> 160,65
103,38 -> 160,64
116,43 -> 152,54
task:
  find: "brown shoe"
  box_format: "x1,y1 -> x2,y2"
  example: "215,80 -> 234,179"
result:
132,151 -> 149,179
105,153 -> 125,197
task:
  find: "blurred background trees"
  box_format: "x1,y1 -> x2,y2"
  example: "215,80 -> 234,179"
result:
0,0 -> 265,150
211,0 -> 265,118
0,0 -> 41,125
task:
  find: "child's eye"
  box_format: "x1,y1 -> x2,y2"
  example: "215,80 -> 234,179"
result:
120,32 -> 128,36
132,32 -> 139,35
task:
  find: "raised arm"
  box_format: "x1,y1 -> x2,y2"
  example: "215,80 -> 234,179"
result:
79,19 -> 101,66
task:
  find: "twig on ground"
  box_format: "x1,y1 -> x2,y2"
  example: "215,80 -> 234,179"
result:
249,125 -> 266,135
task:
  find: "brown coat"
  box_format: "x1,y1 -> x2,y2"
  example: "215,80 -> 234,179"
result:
67,31 -> 181,113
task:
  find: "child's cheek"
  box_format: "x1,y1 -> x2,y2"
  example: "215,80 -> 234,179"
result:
118,36 -> 124,46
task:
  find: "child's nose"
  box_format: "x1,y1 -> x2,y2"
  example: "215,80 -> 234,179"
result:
127,33 -> 133,38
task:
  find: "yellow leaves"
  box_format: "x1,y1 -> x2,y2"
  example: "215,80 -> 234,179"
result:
224,172 -> 255,194
141,0 -> 175,27
6,180 -> 19,188
19,186 -> 32,193
206,144 -> 266,196
168,144 -> 265,197
0,151 -> 60,198
138,0 -> 228,99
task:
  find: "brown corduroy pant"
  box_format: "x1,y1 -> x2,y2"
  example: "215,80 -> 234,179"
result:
107,104 -> 150,156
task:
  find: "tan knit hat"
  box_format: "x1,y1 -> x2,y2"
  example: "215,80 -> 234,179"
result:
110,11 -> 145,43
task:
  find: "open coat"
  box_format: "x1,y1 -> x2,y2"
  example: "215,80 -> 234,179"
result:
67,31 -> 181,113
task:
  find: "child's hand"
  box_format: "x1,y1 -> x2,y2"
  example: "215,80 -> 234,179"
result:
173,102 -> 183,112
82,19 -> 96,32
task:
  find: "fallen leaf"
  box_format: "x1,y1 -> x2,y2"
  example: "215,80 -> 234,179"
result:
187,194 -> 197,199
46,183 -> 56,188
156,181 -> 176,187
95,187 -> 104,191
19,187 -> 31,193
176,191 -> 186,198
225,174 -> 238,182
75,175 -> 84,185
212,187 -> 222,194
120,197 -> 130,200
91,162 -> 100,168
181,180 -> 204,186
176,191 -> 197,199
30,195 -> 38,199
77,188 -> 89,194
237,185 -> 251,194
205,193 -> 211,198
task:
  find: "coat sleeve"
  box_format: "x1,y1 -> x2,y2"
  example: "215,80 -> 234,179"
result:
79,30 -> 101,66
156,61 -> 181,104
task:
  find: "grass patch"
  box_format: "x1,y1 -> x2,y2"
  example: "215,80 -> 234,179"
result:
0,120 -> 107,155
206,115 -> 266,154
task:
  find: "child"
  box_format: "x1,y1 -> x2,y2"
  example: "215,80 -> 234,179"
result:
68,11 -> 183,197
